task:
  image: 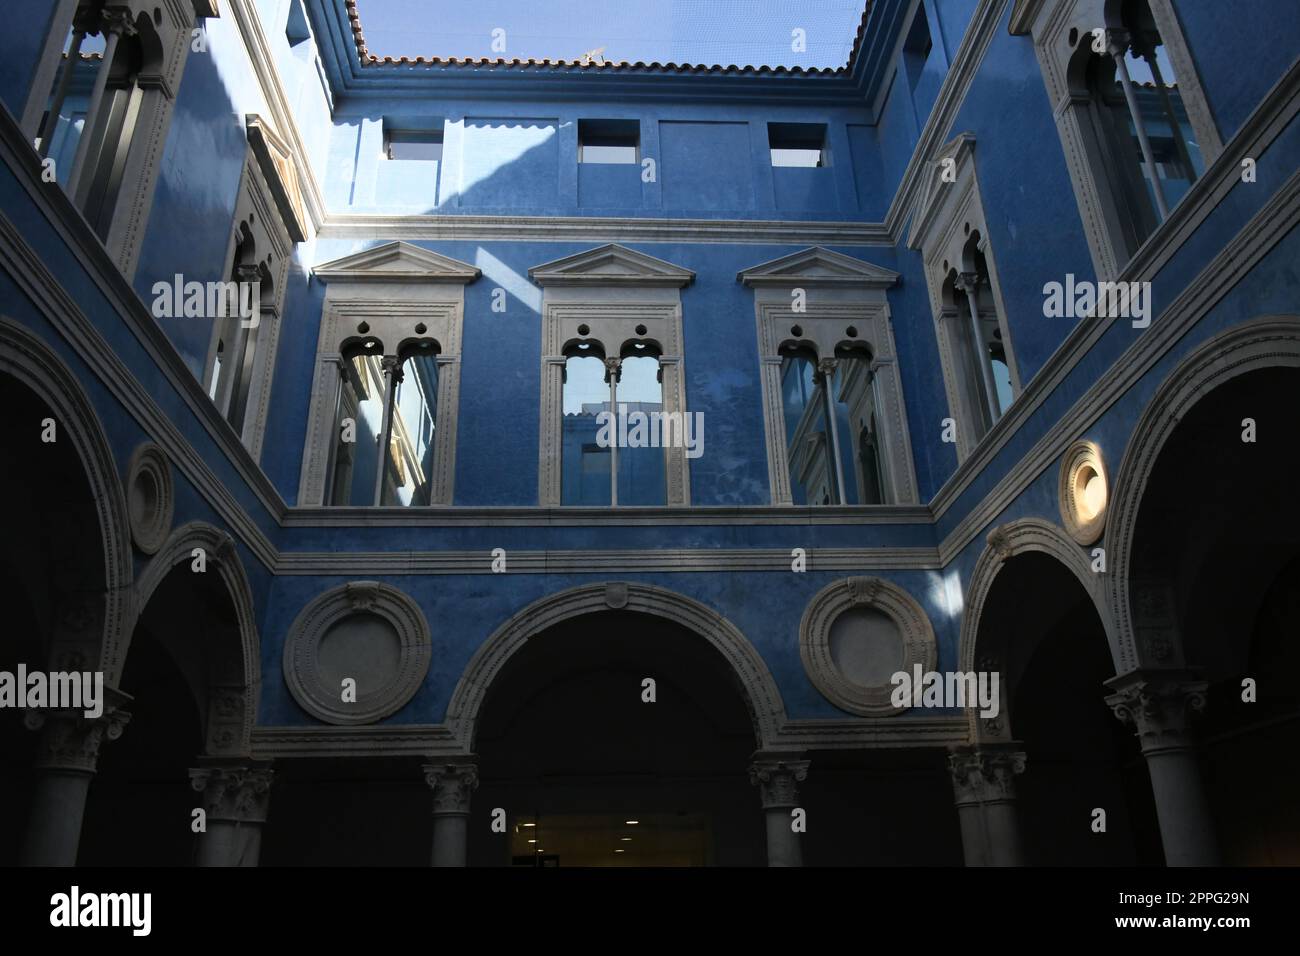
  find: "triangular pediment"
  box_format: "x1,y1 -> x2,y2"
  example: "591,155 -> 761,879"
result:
246,114 -> 308,243
907,132 -> 976,251
528,244 -> 695,287
737,247 -> 899,288
314,241 -> 481,284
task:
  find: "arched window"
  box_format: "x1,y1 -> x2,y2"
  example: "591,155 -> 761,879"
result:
1080,2 -> 1204,255
380,342 -> 440,506
560,338 -> 668,507
324,338 -> 442,508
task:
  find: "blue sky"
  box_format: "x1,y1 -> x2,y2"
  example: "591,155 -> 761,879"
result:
354,0 -> 868,68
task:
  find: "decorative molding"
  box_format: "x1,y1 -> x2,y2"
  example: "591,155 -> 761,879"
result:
318,214 -> 894,246
906,133 -> 977,251
281,504 -> 934,527
125,443 -> 175,554
1058,439 -> 1107,545
274,545 -> 942,574
528,243 -> 695,288
314,240 -> 482,284
737,246 -> 900,288
282,581 -> 432,726
1104,668 -> 1208,754
800,576 -> 937,717
245,114 -> 308,243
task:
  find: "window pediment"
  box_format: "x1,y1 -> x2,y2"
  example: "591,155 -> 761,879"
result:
314,241 -> 481,285
907,133 -> 977,251
246,114 -> 307,243
529,244 -> 695,288
737,247 -> 900,289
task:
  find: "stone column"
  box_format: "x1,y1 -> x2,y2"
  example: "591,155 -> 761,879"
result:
1105,669 -> 1219,866
189,759 -> 275,867
423,760 -> 478,867
20,696 -> 131,867
749,752 -> 809,867
947,745 -> 1028,866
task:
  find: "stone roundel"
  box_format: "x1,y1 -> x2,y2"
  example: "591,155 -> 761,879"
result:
126,442 -> 174,554
283,582 -> 432,725
1059,440 -> 1108,545
800,576 -> 937,717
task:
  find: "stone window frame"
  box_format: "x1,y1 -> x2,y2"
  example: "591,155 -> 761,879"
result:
199,118 -> 302,463
22,0 -> 199,279
799,576 -> 938,717
739,246 -> 920,506
1009,0 -> 1224,281
907,133 -> 1022,462
530,244 -> 695,507
282,581 -> 432,726
298,241 -> 480,507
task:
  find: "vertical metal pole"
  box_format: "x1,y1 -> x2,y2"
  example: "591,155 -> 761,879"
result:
1109,30 -> 1170,220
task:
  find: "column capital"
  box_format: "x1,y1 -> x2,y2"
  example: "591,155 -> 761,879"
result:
189,759 -> 275,824
947,744 -> 1026,807
1105,27 -> 1132,60
602,355 -> 622,382
423,759 -> 479,816
748,752 -> 809,810
1105,669 -> 1207,753
954,270 -> 982,296
99,6 -> 141,38
23,687 -> 132,773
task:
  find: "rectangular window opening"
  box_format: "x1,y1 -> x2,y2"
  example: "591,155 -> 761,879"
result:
384,127 -> 444,162
579,119 -> 640,164
768,123 -> 827,168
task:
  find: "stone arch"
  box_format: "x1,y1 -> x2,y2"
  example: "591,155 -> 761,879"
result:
0,317 -> 132,673
128,521 -> 260,755
446,582 -> 786,751
959,516 -> 1116,740
1105,316 -> 1300,673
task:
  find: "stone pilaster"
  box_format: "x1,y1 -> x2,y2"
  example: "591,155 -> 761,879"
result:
189,759 -> 275,867
1105,669 -> 1219,866
749,752 -> 809,867
423,759 -> 478,867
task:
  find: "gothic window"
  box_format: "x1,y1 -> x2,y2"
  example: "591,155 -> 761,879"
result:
303,243 -> 477,508
740,247 -> 920,506
908,136 -> 1020,460
531,244 -> 694,508
1012,0 -> 1223,279
26,0 -> 195,276
323,338 -> 441,508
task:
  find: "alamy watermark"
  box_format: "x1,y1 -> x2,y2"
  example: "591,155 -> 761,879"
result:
1042,274 -> 1151,328
150,274 -> 260,326
0,665 -> 104,718
594,405 -> 705,459
890,665 -> 1000,718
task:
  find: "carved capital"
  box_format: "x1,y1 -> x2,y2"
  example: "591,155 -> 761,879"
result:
748,753 -> 809,810
812,356 -> 838,385
954,270 -> 982,297
602,356 -> 622,383
24,700 -> 131,773
1105,28 -> 1132,60
423,760 -> 479,816
189,762 -> 275,823
99,7 -> 141,38
1105,670 -> 1207,753
381,354 -> 404,382
947,745 -> 1026,807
